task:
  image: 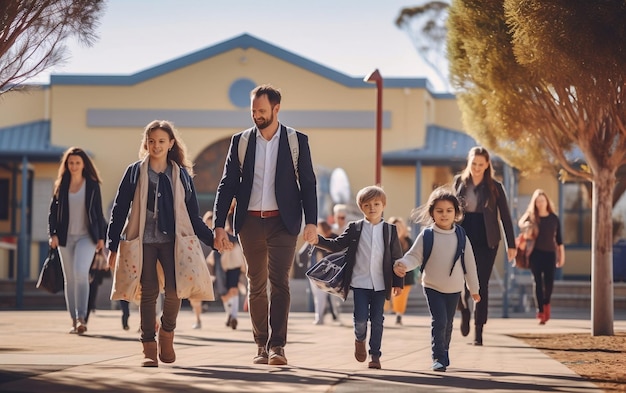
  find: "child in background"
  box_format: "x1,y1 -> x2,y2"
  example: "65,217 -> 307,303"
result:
311,185 -> 403,369
394,186 -> 480,372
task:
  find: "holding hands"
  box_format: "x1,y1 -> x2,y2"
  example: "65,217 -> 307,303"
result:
393,261 -> 407,278
213,228 -> 235,253
303,223 -> 318,245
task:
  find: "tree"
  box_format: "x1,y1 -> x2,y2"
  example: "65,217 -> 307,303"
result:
448,0 -> 626,335
395,1 -> 451,91
0,0 -> 105,93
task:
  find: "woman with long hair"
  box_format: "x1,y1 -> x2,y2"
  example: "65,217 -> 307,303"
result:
517,189 -> 565,324
453,147 -> 516,345
106,120 -> 215,367
48,147 -> 106,335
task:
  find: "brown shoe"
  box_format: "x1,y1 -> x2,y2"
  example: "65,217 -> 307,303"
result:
230,318 -> 238,330
253,347 -> 268,364
354,340 -> 367,362
76,319 -> 87,335
268,346 -> 288,366
158,329 -> 176,363
368,355 -> 381,369
141,341 -> 158,367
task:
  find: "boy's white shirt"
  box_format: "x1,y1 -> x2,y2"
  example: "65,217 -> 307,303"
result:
351,218 -> 385,291
396,224 -> 480,295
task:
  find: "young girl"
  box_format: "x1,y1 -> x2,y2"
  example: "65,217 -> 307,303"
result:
311,185 -> 403,369
394,186 -> 480,372
106,120 -> 216,367
517,189 -> 565,325
48,147 -> 106,335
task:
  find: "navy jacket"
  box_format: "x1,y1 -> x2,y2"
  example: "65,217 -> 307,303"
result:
315,220 -> 404,300
48,177 -> 106,247
106,161 -> 213,252
214,124 -> 317,235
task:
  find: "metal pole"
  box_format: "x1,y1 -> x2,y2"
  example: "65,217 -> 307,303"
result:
16,156 -> 28,309
375,78 -> 382,185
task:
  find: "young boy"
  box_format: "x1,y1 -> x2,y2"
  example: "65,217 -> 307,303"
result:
310,185 -> 403,369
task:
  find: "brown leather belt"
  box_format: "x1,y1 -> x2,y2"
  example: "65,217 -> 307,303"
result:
248,210 -> 280,218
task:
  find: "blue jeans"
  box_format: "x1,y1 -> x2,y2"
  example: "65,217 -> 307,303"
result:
424,287 -> 460,366
352,288 -> 386,358
59,234 -> 96,321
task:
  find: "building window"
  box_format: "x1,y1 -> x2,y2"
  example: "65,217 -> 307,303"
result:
562,182 -> 591,246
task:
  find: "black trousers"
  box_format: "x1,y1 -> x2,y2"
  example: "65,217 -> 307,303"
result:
458,212 -> 498,326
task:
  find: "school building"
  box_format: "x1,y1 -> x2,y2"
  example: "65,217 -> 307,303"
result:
0,33 -> 619,306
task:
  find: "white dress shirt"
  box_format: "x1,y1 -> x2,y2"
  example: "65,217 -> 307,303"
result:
351,219 -> 385,290
248,124 -> 280,211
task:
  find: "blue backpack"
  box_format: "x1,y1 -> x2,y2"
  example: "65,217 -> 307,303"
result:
420,225 -> 467,276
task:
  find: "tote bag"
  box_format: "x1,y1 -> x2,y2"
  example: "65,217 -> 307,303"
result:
36,247 -> 64,294
306,251 -> 348,300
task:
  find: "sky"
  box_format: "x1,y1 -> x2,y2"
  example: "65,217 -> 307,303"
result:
29,0 -> 444,90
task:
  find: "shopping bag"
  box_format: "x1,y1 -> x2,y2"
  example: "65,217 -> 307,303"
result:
305,251 -> 348,300
36,247 -> 64,294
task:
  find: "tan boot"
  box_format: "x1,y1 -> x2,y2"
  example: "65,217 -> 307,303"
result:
141,341 -> 158,367
158,329 -> 176,363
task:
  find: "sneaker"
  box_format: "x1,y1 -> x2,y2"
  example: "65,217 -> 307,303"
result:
192,321 -> 202,329
354,340 -> 367,362
460,309 -> 470,337
225,315 -> 232,327
253,347 -> 269,364
395,315 -> 402,326
432,361 -> 446,372
230,318 -> 238,330
368,355 -> 381,369
268,346 -> 288,366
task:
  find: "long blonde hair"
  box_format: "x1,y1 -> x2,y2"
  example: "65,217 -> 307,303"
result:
139,120 -> 194,175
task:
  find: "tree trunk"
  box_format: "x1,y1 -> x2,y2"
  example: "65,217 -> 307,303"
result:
591,168 -> 615,336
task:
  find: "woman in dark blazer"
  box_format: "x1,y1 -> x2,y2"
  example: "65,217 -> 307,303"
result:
453,147 -> 516,345
48,147 -> 106,335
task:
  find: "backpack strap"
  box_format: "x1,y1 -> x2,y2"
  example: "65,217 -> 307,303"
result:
129,161 -> 191,202
420,227 -> 434,274
450,225 -> 467,276
421,225 -> 467,276
238,125 -> 300,180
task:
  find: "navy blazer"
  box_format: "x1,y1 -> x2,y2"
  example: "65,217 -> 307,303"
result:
48,177 -> 106,247
315,220 -> 404,300
214,124 -> 317,236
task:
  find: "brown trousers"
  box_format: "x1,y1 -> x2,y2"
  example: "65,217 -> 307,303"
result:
140,242 -> 181,342
239,216 -> 297,349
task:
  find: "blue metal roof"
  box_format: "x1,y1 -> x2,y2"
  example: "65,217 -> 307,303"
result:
383,125 -> 481,165
0,120 -> 67,161
50,33 -> 434,90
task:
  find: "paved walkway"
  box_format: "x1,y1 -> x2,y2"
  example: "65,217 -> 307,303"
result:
0,307 -> 624,393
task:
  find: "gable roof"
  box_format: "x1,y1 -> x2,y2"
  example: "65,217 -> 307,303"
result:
50,33 -> 434,90
0,120 -> 67,162
383,125 -> 484,166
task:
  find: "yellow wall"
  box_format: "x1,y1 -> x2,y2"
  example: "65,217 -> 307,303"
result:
0,86 -> 47,126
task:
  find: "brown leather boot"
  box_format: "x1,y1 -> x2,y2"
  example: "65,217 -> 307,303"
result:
141,341 -> 158,367
158,329 -> 176,363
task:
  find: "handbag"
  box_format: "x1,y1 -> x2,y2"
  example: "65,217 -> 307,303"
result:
36,247 -> 64,294
514,233 -> 533,269
306,250 -> 348,300
90,248 -> 109,271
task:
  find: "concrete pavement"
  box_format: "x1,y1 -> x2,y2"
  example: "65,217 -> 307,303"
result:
1,307 -> 624,393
